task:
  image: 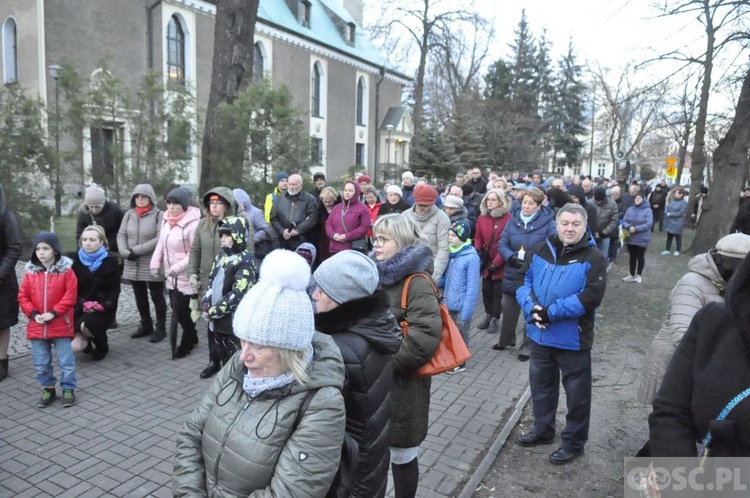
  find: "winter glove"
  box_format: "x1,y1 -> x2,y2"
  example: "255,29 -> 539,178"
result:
488,264 -> 499,274
189,274 -> 200,294
509,256 -> 524,269
532,307 -> 550,325
127,252 -> 139,261
150,268 -> 161,278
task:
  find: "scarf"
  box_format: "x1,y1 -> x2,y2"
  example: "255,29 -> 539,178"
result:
450,240 -> 472,254
519,211 -> 535,226
78,246 -> 108,272
242,348 -> 313,398
165,208 -> 189,228
135,205 -> 151,218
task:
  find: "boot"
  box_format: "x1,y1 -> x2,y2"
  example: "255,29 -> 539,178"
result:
477,313 -> 491,330
200,332 -> 221,379
0,358 -> 8,382
131,321 -> 154,339
486,317 -> 499,335
149,322 -> 166,343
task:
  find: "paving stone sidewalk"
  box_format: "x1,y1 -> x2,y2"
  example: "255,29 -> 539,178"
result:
1,262 -> 529,497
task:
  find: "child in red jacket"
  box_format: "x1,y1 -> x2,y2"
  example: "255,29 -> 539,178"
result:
18,232 -> 78,408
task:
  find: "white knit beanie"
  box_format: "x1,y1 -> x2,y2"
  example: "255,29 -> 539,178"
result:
386,185 -> 403,197
233,249 -> 314,351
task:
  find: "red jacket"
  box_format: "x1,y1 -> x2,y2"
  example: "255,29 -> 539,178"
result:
326,182 -> 372,253
18,256 -> 78,340
365,202 -> 381,237
474,212 -> 511,280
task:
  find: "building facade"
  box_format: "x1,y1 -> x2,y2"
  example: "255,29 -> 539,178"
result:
0,0 -> 410,195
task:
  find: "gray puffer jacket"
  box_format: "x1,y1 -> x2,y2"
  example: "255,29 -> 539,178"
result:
117,184 -> 164,282
637,251 -> 727,404
173,332 -> 346,497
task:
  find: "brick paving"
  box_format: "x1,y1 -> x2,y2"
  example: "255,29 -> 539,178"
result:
2,262 -> 529,497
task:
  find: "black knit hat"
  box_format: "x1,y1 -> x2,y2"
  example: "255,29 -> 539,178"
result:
166,187 -> 192,211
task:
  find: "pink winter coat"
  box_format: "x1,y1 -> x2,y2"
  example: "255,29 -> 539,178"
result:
325,181 -> 372,253
150,206 -> 201,294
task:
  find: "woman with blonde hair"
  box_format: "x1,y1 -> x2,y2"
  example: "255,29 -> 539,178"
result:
70,225 -> 121,361
371,214 -> 441,498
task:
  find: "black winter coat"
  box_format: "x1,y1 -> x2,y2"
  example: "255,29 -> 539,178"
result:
70,253 -> 121,328
314,291 -> 402,498
76,201 -> 125,253
649,251 -> 750,457
0,185 -> 20,329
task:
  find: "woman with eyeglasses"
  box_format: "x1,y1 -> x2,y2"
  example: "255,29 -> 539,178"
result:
117,184 -> 167,343
371,214 -> 441,498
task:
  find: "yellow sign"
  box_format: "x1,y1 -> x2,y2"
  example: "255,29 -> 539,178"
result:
666,167 -> 677,178
666,156 -> 677,167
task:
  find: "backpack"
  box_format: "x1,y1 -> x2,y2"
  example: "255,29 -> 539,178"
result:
294,389 -> 359,498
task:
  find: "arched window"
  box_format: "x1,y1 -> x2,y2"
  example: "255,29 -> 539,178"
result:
311,63 -> 321,117
252,42 -> 264,83
3,17 -> 17,84
166,15 -> 185,85
356,77 -> 365,125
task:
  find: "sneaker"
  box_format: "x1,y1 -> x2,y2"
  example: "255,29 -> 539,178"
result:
477,314 -> 491,330
486,317 -> 499,335
446,364 -> 467,374
606,263 -> 613,273
673,251 -> 680,256
37,388 -> 57,408
622,275 -> 636,282
62,389 -> 75,408
661,250 -> 670,255
634,274 -> 643,283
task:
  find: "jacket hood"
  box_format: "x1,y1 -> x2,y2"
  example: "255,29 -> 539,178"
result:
687,251 -> 727,291
407,204 -> 438,222
232,188 -> 253,212
724,251 -> 750,352
202,186 -> 237,212
512,204 -> 555,227
342,181 -> 362,207
568,184 -> 586,201
218,216 -> 248,253
129,184 -> 157,208
314,291 -> 402,354
375,244 -> 434,286
30,231 -> 63,267
26,254 -> 73,274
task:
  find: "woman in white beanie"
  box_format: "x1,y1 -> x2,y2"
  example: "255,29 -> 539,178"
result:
371,214 -> 441,498
379,185 -> 410,216
173,249 -> 346,497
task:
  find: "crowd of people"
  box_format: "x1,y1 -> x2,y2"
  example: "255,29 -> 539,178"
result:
4,165 -> 750,496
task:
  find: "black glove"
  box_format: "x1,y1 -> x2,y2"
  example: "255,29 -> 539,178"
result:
509,256 -> 524,269
533,307 -> 550,325
488,264 -> 498,273
127,252 -> 139,261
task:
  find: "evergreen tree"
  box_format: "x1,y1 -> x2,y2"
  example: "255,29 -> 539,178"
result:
508,9 -> 538,116
410,116 -> 457,180
549,42 -> 587,167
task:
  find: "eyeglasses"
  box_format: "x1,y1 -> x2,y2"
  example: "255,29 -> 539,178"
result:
209,201 -> 225,206
134,194 -> 149,199
369,235 -> 392,248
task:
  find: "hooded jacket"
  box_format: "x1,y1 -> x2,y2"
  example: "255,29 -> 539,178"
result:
188,188 -> 237,294
117,184 -> 164,282
326,182 -> 372,253
403,205 -> 451,283
18,233 -> 78,340
474,205 -> 511,280
152,205 -> 202,294
201,217 -> 257,335
233,188 -> 275,258
76,200 -> 124,253
314,291 -> 402,498
173,332 -> 346,497
590,189 -> 619,237
444,242 -> 481,322
376,244 -> 441,447
649,252 -> 750,457
498,205 -> 557,294
638,252 -> 727,404
622,200 -> 654,247
663,196 -> 688,235
517,233 -> 607,351
0,184 -> 21,329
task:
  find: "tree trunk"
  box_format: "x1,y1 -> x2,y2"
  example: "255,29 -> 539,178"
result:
692,67 -> 750,253
200,0 -> 259,193
685,0 -> 714,230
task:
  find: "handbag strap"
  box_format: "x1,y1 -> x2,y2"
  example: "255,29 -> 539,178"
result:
293,388 -> 320,430
697,387 -> 750,456
400,273 -> 438,336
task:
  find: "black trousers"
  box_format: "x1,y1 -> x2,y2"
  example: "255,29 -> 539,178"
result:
481,278 -> 503,319
169,289 -> 197,346
529,343 -> 591,452
132,280 -> 167,328
626,244 -> 646,276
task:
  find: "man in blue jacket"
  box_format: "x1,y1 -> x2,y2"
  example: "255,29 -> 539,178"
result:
514,203 -> 607,464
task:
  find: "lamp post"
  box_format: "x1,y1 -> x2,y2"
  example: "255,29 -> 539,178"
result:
48,64 -> 62,218
385,124 -> 394,181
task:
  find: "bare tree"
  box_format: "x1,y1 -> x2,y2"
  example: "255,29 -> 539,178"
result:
692,66 -> 750,252
200,0 -> 259,193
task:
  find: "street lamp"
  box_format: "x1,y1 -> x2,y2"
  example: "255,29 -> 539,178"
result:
385,124 -> 394,181
48,64 -> 62,218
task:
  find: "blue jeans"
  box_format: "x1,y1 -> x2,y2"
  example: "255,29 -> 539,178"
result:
529,343 -> 591,452
596,236 -> 611,263
31,339 -> 77,390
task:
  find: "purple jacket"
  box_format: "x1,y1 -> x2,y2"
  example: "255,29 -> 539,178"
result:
622,201 -> 653,248
325,181 -> 372,253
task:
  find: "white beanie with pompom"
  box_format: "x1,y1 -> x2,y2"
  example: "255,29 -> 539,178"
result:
232,249 -> 314,351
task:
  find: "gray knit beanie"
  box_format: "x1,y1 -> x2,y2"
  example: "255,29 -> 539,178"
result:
233,249 -> 314,351
313,250 -> 379,304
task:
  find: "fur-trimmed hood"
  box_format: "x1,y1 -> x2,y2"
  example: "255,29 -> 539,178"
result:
314,290 -> 402,354
375,244 -> 434,286
25,255 -> 73,275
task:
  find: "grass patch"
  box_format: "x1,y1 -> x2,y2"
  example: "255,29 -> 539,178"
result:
52,216 -> 78,253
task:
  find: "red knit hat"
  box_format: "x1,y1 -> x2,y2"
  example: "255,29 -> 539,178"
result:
357,175 -> 372,184
413,184 -> 438,205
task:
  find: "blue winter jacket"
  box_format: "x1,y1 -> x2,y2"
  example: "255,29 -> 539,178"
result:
443,243 -> 481,323
663,198 -> 688,235
622,201 -> 654,248
498,206 -> 557,294
516,235 -> 607,351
